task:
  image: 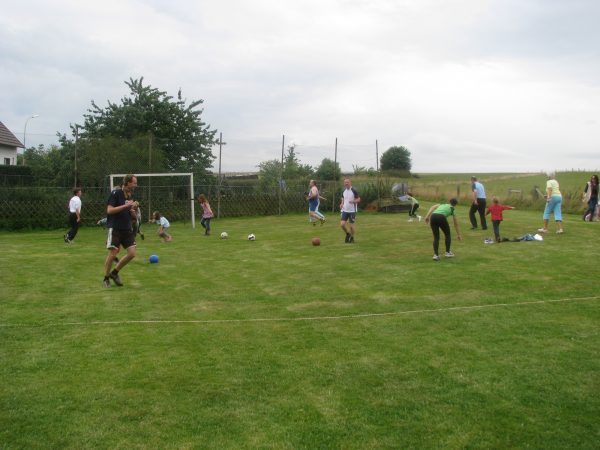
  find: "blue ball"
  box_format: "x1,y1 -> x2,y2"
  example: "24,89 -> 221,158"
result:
149,254 -> 159,263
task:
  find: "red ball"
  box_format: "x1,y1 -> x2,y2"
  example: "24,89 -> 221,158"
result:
312,237 -> 321,246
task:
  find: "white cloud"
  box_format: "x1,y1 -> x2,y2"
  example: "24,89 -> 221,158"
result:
1,0 -> 599,172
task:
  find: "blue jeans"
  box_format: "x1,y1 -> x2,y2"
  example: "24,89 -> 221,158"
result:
201,217 -> 212,232
583,196 -> 598,220
543,195 -> 562,221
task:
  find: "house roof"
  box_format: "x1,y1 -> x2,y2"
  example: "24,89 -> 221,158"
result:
0,121 -> 24,148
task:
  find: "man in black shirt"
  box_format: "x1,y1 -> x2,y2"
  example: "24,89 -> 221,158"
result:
103,174 -> 138,288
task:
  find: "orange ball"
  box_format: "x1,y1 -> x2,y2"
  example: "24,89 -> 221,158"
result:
312,237 -> 321,246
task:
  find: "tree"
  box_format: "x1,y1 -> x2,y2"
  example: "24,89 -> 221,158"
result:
352,164 -> 377,177
79,77 -> 217,172
315,158 -> 341,181
282,144 -> 313,180
23,144 -> 74,187
380,146 -> 412,172
257,144 -> 313,191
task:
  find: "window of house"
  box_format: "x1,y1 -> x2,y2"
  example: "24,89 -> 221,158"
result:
3,158 -> 10,165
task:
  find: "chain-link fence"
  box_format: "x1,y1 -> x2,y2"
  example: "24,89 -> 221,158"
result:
0,180 -> 348,230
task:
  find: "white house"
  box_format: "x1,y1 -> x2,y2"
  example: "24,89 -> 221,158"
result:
0,121 -> 24,165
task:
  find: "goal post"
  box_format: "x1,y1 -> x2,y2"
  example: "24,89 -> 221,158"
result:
109,173 -> 195,229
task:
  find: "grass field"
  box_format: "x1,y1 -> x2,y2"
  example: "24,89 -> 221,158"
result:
1,205 -> 599,448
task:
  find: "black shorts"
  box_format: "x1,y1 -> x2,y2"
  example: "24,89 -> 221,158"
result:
106,228 -> 136,250
340,212 -> 356,223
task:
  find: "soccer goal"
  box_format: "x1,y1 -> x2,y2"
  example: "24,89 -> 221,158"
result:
109,173 -> 196,229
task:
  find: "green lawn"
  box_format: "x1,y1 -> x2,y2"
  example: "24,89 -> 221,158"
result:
1,206 -> 599,449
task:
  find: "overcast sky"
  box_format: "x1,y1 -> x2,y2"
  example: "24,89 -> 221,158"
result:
1,0 -> 599,173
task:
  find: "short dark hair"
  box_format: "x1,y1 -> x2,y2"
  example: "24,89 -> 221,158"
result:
449,198 -> 458,206
73,187 -> 81,195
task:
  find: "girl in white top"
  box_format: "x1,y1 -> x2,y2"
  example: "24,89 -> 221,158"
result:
153,211 -> 172,242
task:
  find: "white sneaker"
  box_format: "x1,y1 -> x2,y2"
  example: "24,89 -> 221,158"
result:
445,252 -> 455,258
556,229 -> 564,234
408,218 -> 413,222
537,228 -> 547,233
417,215 -> 422,222
432,255 -> 440,261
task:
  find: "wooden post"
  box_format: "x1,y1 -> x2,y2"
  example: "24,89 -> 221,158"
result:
331,138 -> 338,212
279,135 -> 285,215
217,132 -> 223,219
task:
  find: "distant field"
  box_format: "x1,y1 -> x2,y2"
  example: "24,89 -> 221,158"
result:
381,171 -> 596,215
1,207 -> 599,448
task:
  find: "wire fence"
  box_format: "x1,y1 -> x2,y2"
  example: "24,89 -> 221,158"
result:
0,181 -> 345,230
1,133 -> 594,229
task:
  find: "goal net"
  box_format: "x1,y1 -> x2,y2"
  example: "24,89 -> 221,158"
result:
109,173 -> 196,229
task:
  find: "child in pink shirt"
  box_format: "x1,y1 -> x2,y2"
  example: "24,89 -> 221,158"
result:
486,197 -> 515,242
198,194 -> 214,236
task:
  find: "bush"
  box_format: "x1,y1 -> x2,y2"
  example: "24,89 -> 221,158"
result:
0,165 -> 33,186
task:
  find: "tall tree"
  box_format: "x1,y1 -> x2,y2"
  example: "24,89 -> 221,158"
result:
380,146 -> 412,172
315,158 -> 341,181
257,144 -> 313,191
80,77 -> 217,172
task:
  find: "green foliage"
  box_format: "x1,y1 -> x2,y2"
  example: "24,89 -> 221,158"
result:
352,165 -> 377,177
75,136 -> 166,188
380,146 -> 412,172
2,212 -> 600,448
80,77 -> 218,172
257,144 -> 314,191
315,158 -> 341,180
0,164 -> 33,186
354,178 -> 399,207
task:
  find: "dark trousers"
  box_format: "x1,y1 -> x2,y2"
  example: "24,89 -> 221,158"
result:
409,204 -> 420,217
583,197 -> 598,220
469,198 -> 487,229
492,220 -> 502,241
67,213 -> 79,241
430,213 -> 451,255
201,217 -> 212,233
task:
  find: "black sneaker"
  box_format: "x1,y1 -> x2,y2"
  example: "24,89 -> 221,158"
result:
345,233 -> 351,243
349,236 -> 355,243
109,271 -> 123,287
140,233 -> 145,240
102,277 -> 110,288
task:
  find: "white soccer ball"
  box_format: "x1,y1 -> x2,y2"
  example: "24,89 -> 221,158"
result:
220,231 -> 228,239
247,233 -> 256,241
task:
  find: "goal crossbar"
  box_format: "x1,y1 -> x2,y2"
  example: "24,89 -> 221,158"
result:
109,173 -> 195,229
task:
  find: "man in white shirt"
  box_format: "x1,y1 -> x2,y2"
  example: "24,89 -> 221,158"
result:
64,188 -> 82,243
339,178 -> 360,243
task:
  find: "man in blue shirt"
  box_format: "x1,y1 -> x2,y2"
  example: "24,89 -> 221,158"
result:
469,176 -> 487,230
